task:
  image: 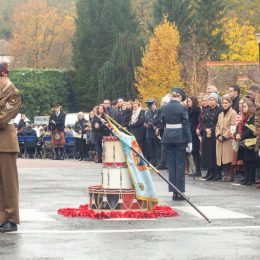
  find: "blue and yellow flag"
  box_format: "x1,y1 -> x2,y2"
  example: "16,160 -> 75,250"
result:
107,117 -> 158,208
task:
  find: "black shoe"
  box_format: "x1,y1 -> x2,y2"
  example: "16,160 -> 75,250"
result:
206,174 -> 214,181
202,173 -> 210,179
177,195 -> 185,201
156,164 -> 168,170
0,221 -> 17,233
172,192 -> 178,201
157,166 -> 167,170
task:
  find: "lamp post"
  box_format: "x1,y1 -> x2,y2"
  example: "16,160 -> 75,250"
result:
256,31 -> 260,75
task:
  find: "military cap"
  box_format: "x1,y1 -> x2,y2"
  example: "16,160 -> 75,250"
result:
171,87 -> 186,101
145,99 -> 156,105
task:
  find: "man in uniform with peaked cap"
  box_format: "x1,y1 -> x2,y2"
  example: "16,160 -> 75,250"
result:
161,87 -> 192,200
0,62 -> 22,232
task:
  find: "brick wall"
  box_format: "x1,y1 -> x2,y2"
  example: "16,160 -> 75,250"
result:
207,61 -> 260,90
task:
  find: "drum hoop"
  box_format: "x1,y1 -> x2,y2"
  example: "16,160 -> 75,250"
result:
103,162 -> 126,167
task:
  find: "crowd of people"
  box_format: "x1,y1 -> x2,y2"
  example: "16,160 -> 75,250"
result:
16,84 -> 260,189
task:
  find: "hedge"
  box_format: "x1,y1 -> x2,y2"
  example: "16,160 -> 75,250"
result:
10,69 -> 77,120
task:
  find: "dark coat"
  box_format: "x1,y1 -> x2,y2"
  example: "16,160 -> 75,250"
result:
48,111 -> 66,132
91,115 -> 110,143
118,109 -> 132,127
128,110 -> 145,142
74,118 -> 88,138
18,119 -> 26,130
144,108 -> 160,139
110,109 -> 120,122
240,114 -> 256,162
232,95 -> 240,114
188,106 -> 201,152
201,105 -> 222,169
161,100 -> 192,144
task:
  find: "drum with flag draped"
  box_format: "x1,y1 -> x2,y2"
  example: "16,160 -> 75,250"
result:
103,136 -> 126,166
102,167 -> 133,189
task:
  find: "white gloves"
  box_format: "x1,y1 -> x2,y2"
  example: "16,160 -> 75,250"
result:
186,143 -> 192,153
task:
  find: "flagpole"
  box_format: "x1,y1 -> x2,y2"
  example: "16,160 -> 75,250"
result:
96,114 -> 211,223
105,114 -> 133,136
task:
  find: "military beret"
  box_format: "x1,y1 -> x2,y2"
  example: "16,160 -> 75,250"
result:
171,87 -> 186,101
0,62 -> 9,76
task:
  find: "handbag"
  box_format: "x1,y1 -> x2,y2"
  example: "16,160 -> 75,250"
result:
232,140 -> 239,152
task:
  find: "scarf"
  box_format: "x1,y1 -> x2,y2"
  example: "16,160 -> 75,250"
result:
130,108 -> 141,125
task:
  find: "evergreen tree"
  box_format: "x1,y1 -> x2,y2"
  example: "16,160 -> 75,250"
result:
73,0 -> 139,110
193,0 -> 226,60
98,32 -> 141,101
153,0 -> 193,42
153,0 -> 226,60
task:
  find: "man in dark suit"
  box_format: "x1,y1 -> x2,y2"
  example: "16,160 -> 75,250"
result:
229,85 -> 240,113
161,88 -> 192,200
48,104 -> 66,160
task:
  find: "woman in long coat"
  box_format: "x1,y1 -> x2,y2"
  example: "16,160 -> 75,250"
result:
91,105 -> 110,163
201,93 -> 222,180
236,99 -> 256,185
215,97 -> 237,181
74,112 -> 88,161
187,96 -> 201,176
128,101 -> 145,149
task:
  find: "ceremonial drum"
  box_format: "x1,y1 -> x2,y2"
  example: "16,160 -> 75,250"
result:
88,185 -> 148,210
102,167 -> 133,189
103,136 -> 126,166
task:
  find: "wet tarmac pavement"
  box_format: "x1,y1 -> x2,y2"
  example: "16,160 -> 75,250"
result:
0,159 -> 259,260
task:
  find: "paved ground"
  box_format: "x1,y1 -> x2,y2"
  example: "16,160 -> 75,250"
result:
0,159 -> 259,260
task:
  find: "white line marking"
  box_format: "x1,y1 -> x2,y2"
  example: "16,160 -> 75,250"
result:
231,183 -> 241,186
174,206 -> 254,219
12,226 -> 260,234
20,209 -> 55,222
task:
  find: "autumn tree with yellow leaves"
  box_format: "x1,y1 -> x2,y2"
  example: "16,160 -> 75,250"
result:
10,0 -> 75,68
220,17 -> 259,61
135,17 -> 181,104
